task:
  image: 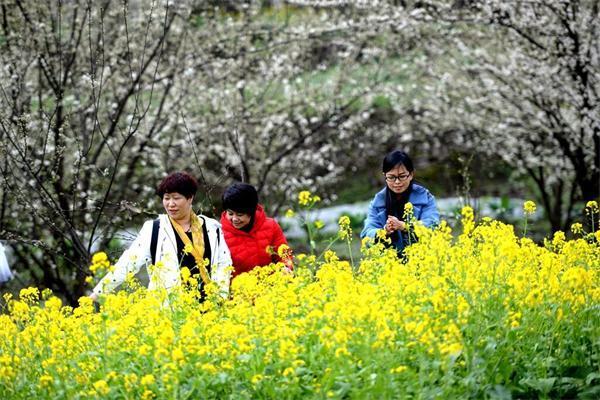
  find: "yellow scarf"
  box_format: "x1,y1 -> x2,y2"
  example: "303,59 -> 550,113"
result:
168,212 -> 211,286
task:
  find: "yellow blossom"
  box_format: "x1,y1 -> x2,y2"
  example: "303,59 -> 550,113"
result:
570,223 -> 583,235
461,206 -> 475,235
552,231 -> 566,247
180,267 -> 191,282
92,251 -> 108,264
172,347 -> 185,363
335,346 -> 350,357
201,364 -> 217,374
141,374 -> 155,386
338,215 -> 352,240
298,190 -> 320,207
93,380 -> 110,396
39,375 -> 53,387
404,202 -> 414,219
298,191 -> 311,206
390,365 -> 408,374
585,200 -> 598,214
277,244 -> 292,260
523,200 -> 536,215
183,243 -> 194,255
2,205 -> 600,398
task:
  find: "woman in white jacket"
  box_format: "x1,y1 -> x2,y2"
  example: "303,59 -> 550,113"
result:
90,171 -> 232,301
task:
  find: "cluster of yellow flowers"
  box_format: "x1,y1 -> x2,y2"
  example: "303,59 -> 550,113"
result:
89,251 -> 111,274
338,215 -> 352,240
0,206 -> 598,398
298,190 -> 321,207
523,200 -> 537,215
585,200 -> 598,215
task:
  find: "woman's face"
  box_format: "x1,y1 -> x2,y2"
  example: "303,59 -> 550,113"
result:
226,210 -> 252,230
384,164 -> 413,194
162,192 -> 193,221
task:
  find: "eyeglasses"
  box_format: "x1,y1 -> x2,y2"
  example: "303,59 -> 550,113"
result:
384,173 -> 411,182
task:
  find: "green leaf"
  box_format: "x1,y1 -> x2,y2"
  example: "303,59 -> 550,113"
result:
520,377 -> 556,394
586,372 -> 600,386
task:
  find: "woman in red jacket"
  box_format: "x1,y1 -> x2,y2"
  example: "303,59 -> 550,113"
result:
220,183 -> 293,278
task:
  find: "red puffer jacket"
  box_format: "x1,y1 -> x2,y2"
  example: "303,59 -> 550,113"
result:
221,205 -> 291,278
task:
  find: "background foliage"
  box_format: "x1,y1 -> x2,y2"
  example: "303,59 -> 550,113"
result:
0,0 -> 598,302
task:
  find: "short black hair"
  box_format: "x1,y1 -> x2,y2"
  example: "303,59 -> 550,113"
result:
222,183 -> 259,215
156,171 -> 199,199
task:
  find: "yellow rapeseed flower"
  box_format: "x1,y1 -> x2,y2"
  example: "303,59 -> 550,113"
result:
91,251 -> 108,264
172,347 -> 185,363
277,244 -> 292,260
390,365 -> 408,374
570,223 -> 583,235
19,287 -> 39,303
335,347 -> 350,357
552,231 -> 566,247
183,243 -> 194,255
180,267 -> 191,282
298,190 -> 320,207
523,200 -> 536,215
298,191 -> 311,206
585,200 -> 598,214
404,202 -> 414,215
251,374 -> 264,385
39,375 -> 53,387
201,364 -> 218,374
338,215 -> 352,240
460,206 -> 475,235
3,205 -> 600,398
141,374 -> 155,386
93,380 -> 110,396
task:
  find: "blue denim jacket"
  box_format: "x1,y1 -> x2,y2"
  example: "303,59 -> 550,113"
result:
360,184 -> 440,251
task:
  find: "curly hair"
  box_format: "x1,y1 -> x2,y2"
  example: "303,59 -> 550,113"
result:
156,171 -> 199,199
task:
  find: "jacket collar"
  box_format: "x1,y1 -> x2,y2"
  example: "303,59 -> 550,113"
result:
374,184 -> 429,207
159,213 -> 177,244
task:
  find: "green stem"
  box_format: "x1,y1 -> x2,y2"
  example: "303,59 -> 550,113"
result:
305,219 -> 315,255
315,237 -> 341,264
347,239 -> 355,271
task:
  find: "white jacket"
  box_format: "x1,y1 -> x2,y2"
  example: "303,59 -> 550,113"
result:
93,214 -> 232,298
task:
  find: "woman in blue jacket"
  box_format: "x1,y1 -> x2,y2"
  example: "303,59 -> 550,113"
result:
361,150 -> 440,252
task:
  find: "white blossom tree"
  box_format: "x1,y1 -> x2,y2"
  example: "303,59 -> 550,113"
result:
4,0 -> 595,299
0,0 -> 198,301
398,0 -> 599,231
311,0 -> 599,231
0,0 -> 424,300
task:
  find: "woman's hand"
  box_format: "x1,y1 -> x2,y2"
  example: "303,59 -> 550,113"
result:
89,292 -> 99,302
385,216 -> 406,233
